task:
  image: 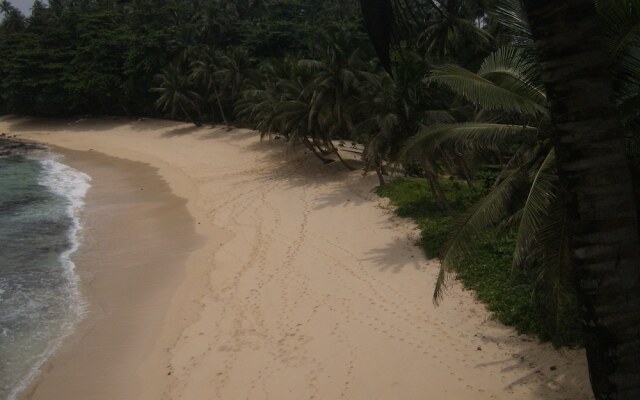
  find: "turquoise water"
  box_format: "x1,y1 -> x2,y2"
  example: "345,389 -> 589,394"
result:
0,153 -> 90,399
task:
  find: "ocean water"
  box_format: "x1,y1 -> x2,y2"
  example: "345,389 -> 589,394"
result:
0,152 -> 91,400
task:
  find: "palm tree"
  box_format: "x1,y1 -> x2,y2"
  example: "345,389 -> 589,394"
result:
417,0 -> 495,62
271,62 -> 341,164
237,58 -> 338,164
297,30 -> 373,169
353,50 -> 456,206
521,1 -> 640,398
359,0 -> 640,397
417,47 -> 569,325
150,62 -> 202,126
190,46 -> 229,126
215,48 -> 255,120
196,0 -> 239,46
0,0 -> 24,32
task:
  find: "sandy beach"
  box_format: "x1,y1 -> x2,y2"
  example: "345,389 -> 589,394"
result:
1,115 -> 593,400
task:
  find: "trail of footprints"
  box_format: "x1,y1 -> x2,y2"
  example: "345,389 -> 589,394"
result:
222,169 -> 456,397
210,169 -> 296,398
169,159 -> 555,400
168,162 -> 297,399
208,161 -> 339,400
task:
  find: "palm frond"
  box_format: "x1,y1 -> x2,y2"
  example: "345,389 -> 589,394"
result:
402,122 -> 538,160
529,193 -> 574,342
597,0 -> 640,107
492,0 -> 532,45
434,162 -> 532,303
478,47 -> 545,105
427,64 -> 547,116
512,149 -> 558,272
420,110 -> 457,124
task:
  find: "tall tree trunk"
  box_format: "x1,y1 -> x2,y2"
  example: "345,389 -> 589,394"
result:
374,157 -> 386,186
211,80 -> 229,127
458,155 -> 474,189
422,157 -> 451,211
179,103 -> 201,127
522,1 -> 640,398
329,141 -> 355,171
302,136 -> 334,164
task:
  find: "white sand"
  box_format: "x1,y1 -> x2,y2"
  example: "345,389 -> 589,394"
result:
1,116 -> 592,400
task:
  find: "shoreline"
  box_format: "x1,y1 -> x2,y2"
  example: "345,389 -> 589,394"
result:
20,148 -> 204,400
3,116 -> 593,399
1,145 -> 90,400
19,148 -> 205,399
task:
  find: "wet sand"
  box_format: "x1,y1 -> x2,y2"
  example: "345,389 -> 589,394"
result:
21,149 -> 201,399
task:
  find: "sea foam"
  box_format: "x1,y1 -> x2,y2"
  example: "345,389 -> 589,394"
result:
5,154 -> 91,400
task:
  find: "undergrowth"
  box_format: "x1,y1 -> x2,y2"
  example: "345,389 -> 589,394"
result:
377,177 -> 582,346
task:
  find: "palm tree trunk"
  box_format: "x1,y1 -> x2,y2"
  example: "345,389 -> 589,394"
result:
458,155 -> 474,189
179,103 -> 201,127
522,1 -> 640,398
422,157 -> 451,211
375,158 -> 386,186
302,136 -> 334,164
329,141 -> 356,171
211,80 -> 229,126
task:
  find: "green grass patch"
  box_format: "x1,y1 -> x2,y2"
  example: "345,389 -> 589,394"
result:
377,177 -> 582,345
377,178 -> 484,257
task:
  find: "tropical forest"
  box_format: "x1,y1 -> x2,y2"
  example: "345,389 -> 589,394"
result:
1,0 -> 639,398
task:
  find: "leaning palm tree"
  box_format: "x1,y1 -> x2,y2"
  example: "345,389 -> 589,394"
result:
297,30 -> 374,169
237,58 -> 338,164
271,65 -> 340,164
359,1 -> 640,397
417,47 -> 562,299
353,49 -> 456,205
150,62 -> 202,126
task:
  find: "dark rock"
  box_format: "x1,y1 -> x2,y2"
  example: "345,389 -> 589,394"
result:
0,137 -> 44,157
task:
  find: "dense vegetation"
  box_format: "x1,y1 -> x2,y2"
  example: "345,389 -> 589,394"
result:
0,0 -> 371,117
378,178 -> 582,344
1,0 -> 639,354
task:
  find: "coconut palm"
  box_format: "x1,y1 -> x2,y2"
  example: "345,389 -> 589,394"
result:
353,49 -> 456,204
0,0 -> 24,32
190,46 -> 229,126
297,30 -> 375,169
237,58 -> 338,164
417,0 -> 495,62
415,47 -> 563,303
521,1 -> 640,397
359,0 -> 640,397
195,0 -> 239,46
215,48 -> 256,119
150,62 -> 202,126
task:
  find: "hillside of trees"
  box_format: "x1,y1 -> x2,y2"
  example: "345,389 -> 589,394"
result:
0,0 -> 371,117
2,1 -> 640,395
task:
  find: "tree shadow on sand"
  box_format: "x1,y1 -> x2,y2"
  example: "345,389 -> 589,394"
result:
361,236 -> 425,273
471,330 -> 590,398
160,125 -> 201,138
1,115 -> 132,132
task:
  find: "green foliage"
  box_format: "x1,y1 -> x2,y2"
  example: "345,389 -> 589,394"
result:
377,178 -> 485,256
378,177 -> 582,345
0,0 -> 368,119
